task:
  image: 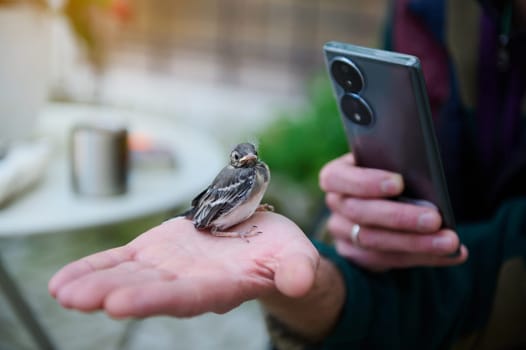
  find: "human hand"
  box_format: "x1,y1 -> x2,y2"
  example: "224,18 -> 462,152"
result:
49,212 -> 319,318
319,153 -> 468,271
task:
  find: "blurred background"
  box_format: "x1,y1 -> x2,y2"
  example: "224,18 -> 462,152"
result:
0,0 -> 387,349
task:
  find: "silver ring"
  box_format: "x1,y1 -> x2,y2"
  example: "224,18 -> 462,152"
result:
350,224 -> 361,245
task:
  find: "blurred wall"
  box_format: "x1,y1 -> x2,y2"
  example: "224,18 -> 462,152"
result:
96,0 -> 389,94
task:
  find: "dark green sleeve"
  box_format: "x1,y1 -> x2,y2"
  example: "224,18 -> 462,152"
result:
313,198 -> 526,350
312,242 -> 374,346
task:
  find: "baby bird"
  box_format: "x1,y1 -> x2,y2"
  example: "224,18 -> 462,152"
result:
183,142 -> 272,240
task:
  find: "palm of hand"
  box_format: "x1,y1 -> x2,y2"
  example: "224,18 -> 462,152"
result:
49,212 -> 318,318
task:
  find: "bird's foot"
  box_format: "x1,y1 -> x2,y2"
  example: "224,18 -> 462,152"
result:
211,225 -> 262,242
256,203 -> 274,212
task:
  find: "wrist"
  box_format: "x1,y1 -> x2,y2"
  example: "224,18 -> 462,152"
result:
260,257 -> 346,343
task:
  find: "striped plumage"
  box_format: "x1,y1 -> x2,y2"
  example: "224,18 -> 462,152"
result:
184,143 -> 271,238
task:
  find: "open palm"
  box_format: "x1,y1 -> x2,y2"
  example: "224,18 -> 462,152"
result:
49,212 -> 319,318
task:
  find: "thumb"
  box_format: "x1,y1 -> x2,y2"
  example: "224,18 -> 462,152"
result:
274,253 -> 318,298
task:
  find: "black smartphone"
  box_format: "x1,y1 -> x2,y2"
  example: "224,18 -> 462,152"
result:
323,41 -> 456,231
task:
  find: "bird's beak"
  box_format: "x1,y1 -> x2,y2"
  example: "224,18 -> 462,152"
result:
240,154 -> 257,164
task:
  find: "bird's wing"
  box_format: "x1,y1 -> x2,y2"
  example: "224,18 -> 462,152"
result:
184,166 -> 234,218
190,166 -> 256,229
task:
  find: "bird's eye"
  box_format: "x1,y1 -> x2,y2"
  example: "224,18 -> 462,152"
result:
233,152 -> 240,161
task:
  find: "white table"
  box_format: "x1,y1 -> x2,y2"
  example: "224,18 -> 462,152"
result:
0,103 -> 225,236
0,103 -> 225,349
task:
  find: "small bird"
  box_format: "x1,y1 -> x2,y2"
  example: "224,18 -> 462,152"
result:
182,142 -> 272,240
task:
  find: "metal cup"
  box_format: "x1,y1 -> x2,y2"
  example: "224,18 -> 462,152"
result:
70,121 -> 128,196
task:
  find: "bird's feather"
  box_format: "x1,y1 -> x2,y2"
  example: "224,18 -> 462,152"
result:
186,165 -> 257,229
179,142 -> 271,234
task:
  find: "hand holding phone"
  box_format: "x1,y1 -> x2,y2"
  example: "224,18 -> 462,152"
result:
320,153 -> 466,270
324,41 -> 455,228
321,41 -> 465,267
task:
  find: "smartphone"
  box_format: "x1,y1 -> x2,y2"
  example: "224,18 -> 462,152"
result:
323,41 -> 456,230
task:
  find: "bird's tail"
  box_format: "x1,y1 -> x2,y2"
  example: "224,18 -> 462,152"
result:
162,208 -> 194,224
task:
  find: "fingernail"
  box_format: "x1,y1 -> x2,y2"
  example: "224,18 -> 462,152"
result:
432,236 -> 454,251
418,212 -> 437,230
380,175 -> 403,194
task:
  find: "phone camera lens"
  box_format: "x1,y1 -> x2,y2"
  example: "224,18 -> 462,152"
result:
340,93 -> 373,126
331,58 -> 363,93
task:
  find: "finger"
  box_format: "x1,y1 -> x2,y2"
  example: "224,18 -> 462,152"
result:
250,212 -> 320,298
327,214 -> 458,255
334,240 -> 469,270
337,153 -> 355,165
320,155 -> 403,198
104,275 -> 245,318
355,228 -> 460,255
274,253 -> 318,298
327,197 -> 442,233
48,246 -> 134,297
55,262 -> 176,311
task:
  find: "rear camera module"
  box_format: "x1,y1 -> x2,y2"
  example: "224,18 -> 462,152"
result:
330,57 -> 364,93
340,93 -> 374,126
